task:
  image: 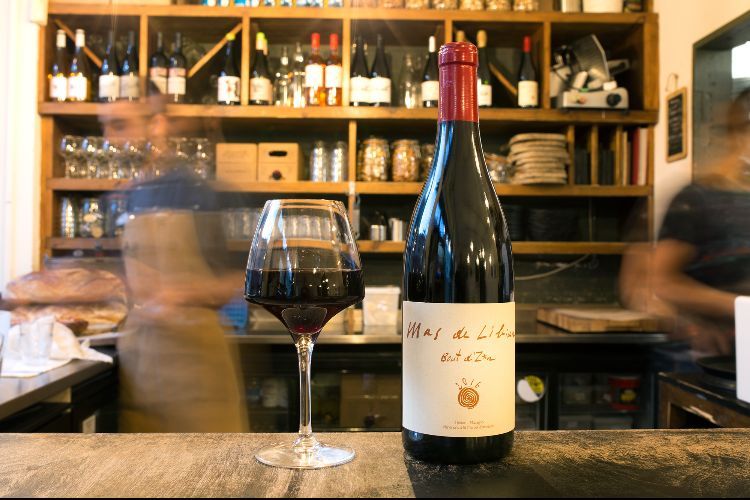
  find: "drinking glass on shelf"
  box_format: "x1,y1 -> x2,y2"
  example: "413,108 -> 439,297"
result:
81,136 -> 105,179
146,140 -> 165,179
103,138 -> 125,180
60,135 -> 84,178
170,137 -> 193,163
245,199 -> 364,469
124,138 -> 146,181
398,53 -> 421,109
192,138 -> 214,180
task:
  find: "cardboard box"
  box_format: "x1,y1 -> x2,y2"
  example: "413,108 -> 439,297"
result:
216,143 -> 258,183
257,143 -> 300,181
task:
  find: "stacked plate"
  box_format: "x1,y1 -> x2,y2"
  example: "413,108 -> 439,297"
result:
508,133 -> 569,185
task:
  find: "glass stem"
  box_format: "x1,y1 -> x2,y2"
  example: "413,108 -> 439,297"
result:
294,334 -> 318,451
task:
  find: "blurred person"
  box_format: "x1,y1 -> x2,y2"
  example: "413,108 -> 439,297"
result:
101,96 -> 248,432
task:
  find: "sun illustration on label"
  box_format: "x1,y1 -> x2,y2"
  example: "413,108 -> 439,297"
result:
456,378 -> 480,409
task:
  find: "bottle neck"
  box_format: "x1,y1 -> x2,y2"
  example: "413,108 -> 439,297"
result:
429,120 -> 488,186
438,62 -> 478,123
156,33 -> 164,52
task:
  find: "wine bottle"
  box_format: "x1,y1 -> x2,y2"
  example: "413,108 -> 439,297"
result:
369,35 -> 391,107
273,46 -> 292,107
149,32 -> 168,95
291,42 -> 306,108
218,33 -> 240,105
305,32 -> 326,107
350,35 -> 370,107
402,41 -> 515,465
325,34 -> 342,107
120,31 -> 140,101
517,35 -> 538,108
455,30 -> 466,43
421,35 -> 438,108
99,31 -> 119,103
68,29 -> 91,102
168,32 -> 187,104
477,30 -> 492,108
49,29 -> 68,102
250,33 -> 272,105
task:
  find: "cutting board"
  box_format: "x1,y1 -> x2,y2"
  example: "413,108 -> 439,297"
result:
537,307 -> 662,333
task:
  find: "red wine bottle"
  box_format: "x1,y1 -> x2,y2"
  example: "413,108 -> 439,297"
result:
421,35 -> 438,108
517,35 -> 538,108
402,42 -> 515,464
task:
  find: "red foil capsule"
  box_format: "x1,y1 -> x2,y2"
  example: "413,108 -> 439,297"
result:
438,42 -> 478,123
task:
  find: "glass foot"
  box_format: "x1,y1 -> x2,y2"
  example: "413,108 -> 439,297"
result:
255,441 -> 355,469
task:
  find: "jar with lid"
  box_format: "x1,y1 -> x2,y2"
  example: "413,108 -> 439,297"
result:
420,143 -> 435,180
357,138 -> 390,181
404,0 -> 429,7
391,139 -> 421,182
485,0 -> 511,9
432,0 -> 457,8
329,141 -> 348,181
78,197 -> 105,238
460,0 -> 484,10
309,141 -> 329,182
513,0 -> 539,10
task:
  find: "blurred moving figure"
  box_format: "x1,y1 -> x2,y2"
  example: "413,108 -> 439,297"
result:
101,97 -> 247,432
622,89 -> 750,357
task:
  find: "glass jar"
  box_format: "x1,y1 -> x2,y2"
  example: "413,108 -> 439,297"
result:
357,138 -> 390,182
391,139 -> 421,182
485,0 -> 511,9
60,197 -> 77,238
329,141 -> 348,182
104,193 -> 128,237
405,0 -> 429,7
513,0 -> 539,10
309,141 -> 329,182
78,197 -> 105,238
420,143 -> 435,180
460,0 -> 484,10
432,0 -> 457,8
379,0 -> 404,6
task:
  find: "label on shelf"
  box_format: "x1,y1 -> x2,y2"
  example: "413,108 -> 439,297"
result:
325,64 -> 343,89
98,74 -> 119,100
119,74 -> 140,100
49,75 -> 67,101
369,76 -> 391,104
518,81 -> 538,108
421,80 -> 439,103
478,82 -> 492,107
305,64 -> 324,88
250,77 -> 272,103
167,68 -> 186,96
149,67 -> 168,94
402,301 -> 516,437
350,76 -> 370,104
218,75 -> 241,103
67,75 -> 88,101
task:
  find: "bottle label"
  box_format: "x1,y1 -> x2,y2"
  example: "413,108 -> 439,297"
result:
305,64 -> 324,88
98,74 -> 119,100
50,75 -> 67,100
218,75 -> 241,103
421,80 -> 439,103
67,75 -> 88,101
168,68 -> 187,95
149,67 -> 168,94
325,64 -> 342,89
478,82 -> 492,107
119,74 -> 140,99
369,76 -> 391,104
250,77 -> 272,103
402,301 -> 516,438
518,81 -> 538,108
350,76 -> 369,104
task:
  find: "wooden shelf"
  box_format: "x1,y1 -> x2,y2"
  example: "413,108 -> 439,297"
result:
356,240 -> 407,254
212,181 -> 349,194
47,237 -> 121,251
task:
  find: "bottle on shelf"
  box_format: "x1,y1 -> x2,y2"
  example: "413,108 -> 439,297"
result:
250,32 -> 272,106
477,30 -> 492,108
350,35 -> 370,107
67,29 -> 91,102
168,32 -> 187,104
99,30 -> 120,103
120,30 -> 140,102
148,32 -> 168,95
398,52 -> 420,109
273,46 -> 292,107
455,30 -> 466,43
48,29 -> 68,102
517,35 -> 538,108
325,34 -> 343,107
402,41 -> 515,465
369,34 -> 391,107
305,32 -> 326,107
291,42 -> 307,108
218,32 -> 240,105
421,36 -> 439,108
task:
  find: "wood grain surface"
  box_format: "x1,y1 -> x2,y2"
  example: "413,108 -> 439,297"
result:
1,430 -> 749,497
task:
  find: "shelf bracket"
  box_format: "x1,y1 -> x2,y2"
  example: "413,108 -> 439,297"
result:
188,22 -> 243,79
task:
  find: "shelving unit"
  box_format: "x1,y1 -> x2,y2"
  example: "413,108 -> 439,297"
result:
38,2 -> 658,261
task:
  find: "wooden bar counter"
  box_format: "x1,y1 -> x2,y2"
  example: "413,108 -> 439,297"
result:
1,430 -> 748,497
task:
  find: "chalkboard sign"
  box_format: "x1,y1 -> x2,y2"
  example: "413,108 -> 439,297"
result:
667,87 -> 687,162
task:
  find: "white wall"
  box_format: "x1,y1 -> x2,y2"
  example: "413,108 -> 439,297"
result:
0,0 -> 42,292
653,0 -> 750,232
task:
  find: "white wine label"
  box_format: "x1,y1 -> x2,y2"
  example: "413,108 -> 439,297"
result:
50,75 -> 67,100
478,82 -> 492,107
369,76 -> 391,104
350,76 -> 369,104
119,74 -> 140,99
250,77 -> 272,103
219,75 -> 241,103
421,80 -> 439,102
168,68 -> 186,95
149,67 -> 167,94
518,81 -> 538,108
403,301 -> 515,438
67,75 -> 88,101
325,65 -> 343,88
305,64 -> 324,88
98,74 -> 119,100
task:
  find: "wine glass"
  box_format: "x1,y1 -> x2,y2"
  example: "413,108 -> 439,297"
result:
60,135 -> 84,178
245,199 -> 364,469
192,138 -> 214,179
81,136 -> 105,179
